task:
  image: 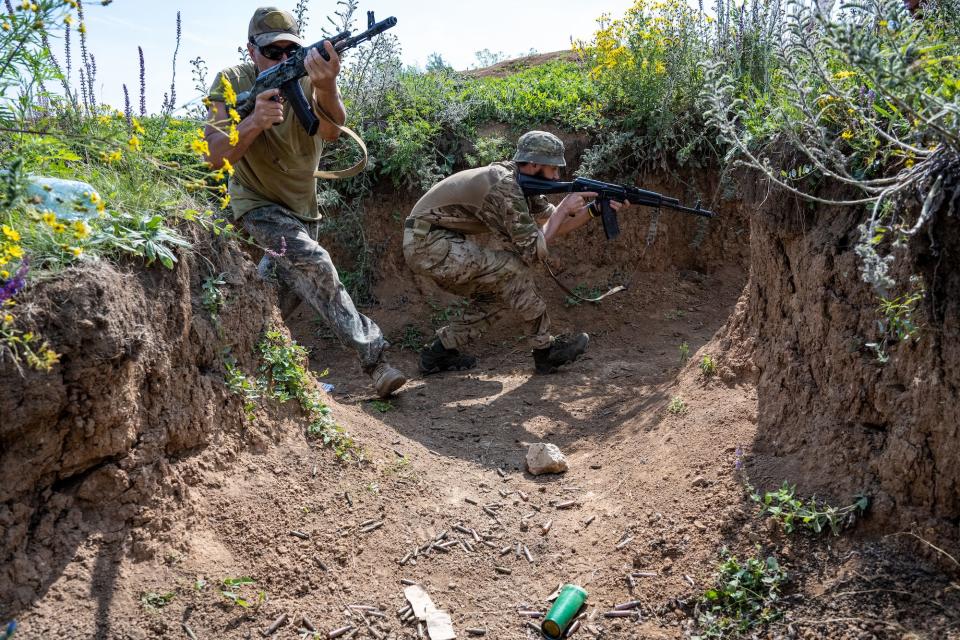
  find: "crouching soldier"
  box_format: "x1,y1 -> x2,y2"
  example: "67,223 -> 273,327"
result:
403,130 -> 629,375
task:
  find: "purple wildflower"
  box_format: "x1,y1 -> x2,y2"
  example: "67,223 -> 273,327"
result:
0,259 -> 29,304
734,445 -> 744,470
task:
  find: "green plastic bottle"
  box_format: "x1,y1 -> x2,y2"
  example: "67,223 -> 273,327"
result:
541,584 -> 588,639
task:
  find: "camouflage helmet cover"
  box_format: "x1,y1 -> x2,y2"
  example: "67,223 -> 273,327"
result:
512,130 -> 566,167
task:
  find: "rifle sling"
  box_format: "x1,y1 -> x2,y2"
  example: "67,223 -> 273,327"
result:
311,104 -> 368,180
539,257 -> 625,303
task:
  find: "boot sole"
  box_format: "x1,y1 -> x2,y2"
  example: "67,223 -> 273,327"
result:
376,372 -> 407,397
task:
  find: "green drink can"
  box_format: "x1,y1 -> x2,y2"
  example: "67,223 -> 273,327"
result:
541,584 -> 588,639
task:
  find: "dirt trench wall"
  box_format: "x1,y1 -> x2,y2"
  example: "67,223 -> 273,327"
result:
0,234 -> 282,615
739,190 -> 960,548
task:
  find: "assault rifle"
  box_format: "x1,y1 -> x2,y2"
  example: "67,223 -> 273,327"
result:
235,11 -> 397,135
517,174 -> 716,240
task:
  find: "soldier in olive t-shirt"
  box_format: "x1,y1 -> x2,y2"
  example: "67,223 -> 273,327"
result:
203,6 -> 406,398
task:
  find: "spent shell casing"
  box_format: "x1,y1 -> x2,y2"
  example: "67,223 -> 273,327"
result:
517,610 -> 544,617
497,467 -> 507,478
465,628 -> 487,636
584,515 -> 596,527
290,530 -> 310,540
615,536 -> 633,550
495,566 -> 512,575
360,522 -> 384,533
526,621 -> 543,633
328,625 -> 354,639
344,492 -> 353,506
482,540 -> 498,549
555,500 -> 577,510
399,552 -> 412,566
565,620 -> 582,637
263,612 -> 288,636
604,610 -> 635,618
397,605 -> 412,616
518,491 -> 529,501
302,616 -> 317,632
626,575 -> 636,590
434,530 -> 449,541
613,600 -> 641,611
499,545 -> 513,556
182,623 -> 198,640
523,545 -> 534,563
465,497 -> 478,505
541,520 -> 553,535
400,579 -> 417,586
471,528 -> 482,542
632,571 -> 658,577
359,518 -> 378,528
453,524 -> 472,535
515,541 -> 522,558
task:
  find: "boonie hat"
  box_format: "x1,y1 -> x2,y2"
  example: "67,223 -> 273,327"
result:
248,7 -> 305,47
513,130 -> 566,167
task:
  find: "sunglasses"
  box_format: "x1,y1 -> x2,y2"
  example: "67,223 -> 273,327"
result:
257,42 -> 301,61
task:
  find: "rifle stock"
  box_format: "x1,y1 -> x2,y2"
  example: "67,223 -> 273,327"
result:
516,173 -> 716,240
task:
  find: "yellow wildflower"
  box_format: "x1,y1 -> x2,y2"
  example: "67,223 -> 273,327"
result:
905,158 -> 915,168
220,76 -> 237,107
69,247 -> 83,257
190,138 -> 210,156
78,22 -> 86,34
72,220 -> 90,239
128,135 -> 141,151
841,130 -> 853,140
8,245 -> 24,258
0,270 -> 9,279
654,60 -> 666,75
220,195 -> 231,209
107,149 -> 122,163
878,20 -> 888,28
222,157 -> 234,176
19,0 -> 28,9
51,223 -> 66,234
228,124 -> 239,146
65,14 -> 73,25
3,314 -> 12,325
228,108 -> 241,124
96,200 -> 105,214
2,225 -> 20,242
202,96 -> 212,108
132,118 -> 146,135
41,212 -> 56,226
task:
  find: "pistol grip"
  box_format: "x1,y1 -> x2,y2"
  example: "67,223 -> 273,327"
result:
281,79 -> 319,136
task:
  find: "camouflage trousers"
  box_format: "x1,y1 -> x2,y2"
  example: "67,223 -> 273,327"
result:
243,205 -> 387,371
403,226 -> 551,350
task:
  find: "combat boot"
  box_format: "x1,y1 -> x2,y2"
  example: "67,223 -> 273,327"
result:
419,339 -> 478,375
532,332 -> 590,373
369,360 -> 407,398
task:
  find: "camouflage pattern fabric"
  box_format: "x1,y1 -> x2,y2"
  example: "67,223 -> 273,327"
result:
244,204 -> 387,370
403,228 -> 552,350
512,130 -> 566,167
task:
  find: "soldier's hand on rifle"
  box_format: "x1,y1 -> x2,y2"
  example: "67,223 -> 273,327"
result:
552,191 -> 597,238
252,88 -> 285,130
304,41 -> 341,88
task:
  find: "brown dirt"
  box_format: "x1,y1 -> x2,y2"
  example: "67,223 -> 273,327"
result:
2,173 -> 959,640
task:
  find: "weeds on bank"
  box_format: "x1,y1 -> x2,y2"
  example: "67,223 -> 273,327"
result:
200,272 -> 227,318
668,395 -> 687,415
369,399 -> 393,413
140,591 -> 175,610
699,354 -> 716,377
220,577 -> 264,609
396,324 -> 424,351
679,341 -> 690,362
751,482 -> 869,535
223,329 -> 357,460
693,549 -> 788,639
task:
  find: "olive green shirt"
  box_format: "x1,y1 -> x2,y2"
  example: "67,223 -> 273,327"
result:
208,63 -> 324,222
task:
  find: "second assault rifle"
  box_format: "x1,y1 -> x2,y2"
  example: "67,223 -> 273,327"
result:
517,174 -> 716,240
235,12 -> 397,135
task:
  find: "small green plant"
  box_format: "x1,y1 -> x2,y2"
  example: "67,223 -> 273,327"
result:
563,283 -> 603,307
693,549 -> 788,639
369,399 -> 393,413
699,354 -> 716,377
679,341 -> 690,362
220,577 -> 264,609
140,591 -> 175,609
751,482 -> 869,535
668,396 -> 687,415
201,272 -> 227,318
877,288 -> 924,343
224,359 -> 261,421
256,328 -> 357,460
428,298 -> 467,329
396,324 -> 425,351
664,309 -> 687,320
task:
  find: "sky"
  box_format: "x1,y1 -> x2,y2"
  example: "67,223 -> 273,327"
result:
67,0 -> 638,115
